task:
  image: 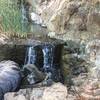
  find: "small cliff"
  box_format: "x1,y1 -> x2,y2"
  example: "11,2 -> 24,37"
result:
30,0 -> 100,43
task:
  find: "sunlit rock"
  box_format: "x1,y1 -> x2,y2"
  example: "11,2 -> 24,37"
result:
43,83 -> 68,100
4,83 -> 67,100
80,80 -> 100,100
30,12 -> 43,25
32,0 -> 100,42
4,93 -> 27,100
42,83 -> 68,100
48,32 -> 56,38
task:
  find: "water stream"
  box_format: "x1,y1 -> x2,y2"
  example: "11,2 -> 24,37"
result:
20,1 -> 63,85
24,43 -> 63,85
24,46 -> 37,65
42,44 -> 53,73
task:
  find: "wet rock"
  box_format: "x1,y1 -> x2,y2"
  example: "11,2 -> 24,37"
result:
0,60 -> 21,99
22,64 -> 46,85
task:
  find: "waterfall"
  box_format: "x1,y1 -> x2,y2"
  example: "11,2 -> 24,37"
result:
24,46 -> 37,65
42,44 -> 63,82
20,1 -> 30,32
24,43 -> 63,85
42,44 -> 54,79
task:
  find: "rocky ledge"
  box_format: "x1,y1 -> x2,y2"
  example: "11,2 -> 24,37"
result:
30,0 -> 100,43
4,83 -> 68,100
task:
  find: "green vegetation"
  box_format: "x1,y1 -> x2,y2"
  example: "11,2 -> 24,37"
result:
0,0 -> 29,37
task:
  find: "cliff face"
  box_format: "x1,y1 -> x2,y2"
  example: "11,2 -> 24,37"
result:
33,0 -> 100,42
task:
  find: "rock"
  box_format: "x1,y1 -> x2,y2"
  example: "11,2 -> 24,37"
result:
4,83 -> 68,100
4,93 -> 27,100
0,33 -> 9,44
23,64 -> 46,85
77,39 -> 100,100
4,93 -> 15,100
86,39 -> 100,66
79,78 -> 100,100
4,88 -> 32,100
29,0 -> 100,43
46,1 -> 81,34
42,83 -> 68,100
30,88 -> 44,100
85,39 -> 100,80
48,32 -> 56,38
0,60 -> 21,99
16,95 -> 27,100
87,9 -> 100,33
80,93 -> 100,100
0,45 -> 26,65
72,74 -> 88,87
67,94 -> 77,100
30,12 -> 43,25
30,12 -> 46,28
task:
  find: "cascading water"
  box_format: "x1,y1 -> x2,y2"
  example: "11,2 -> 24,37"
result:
20,0 -> 48,35
23,42 -> 63,85
24,46 -> 37,65
42,43 -> 63,82
21,1 -> 31,33
42,45 -> 53,73
23,45 -> 45,85
42,44 -> 57,80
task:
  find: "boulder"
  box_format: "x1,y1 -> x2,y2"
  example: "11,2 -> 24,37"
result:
0,60 -> 21,100
42,83 -> 68,100
4,83 -> 68,100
